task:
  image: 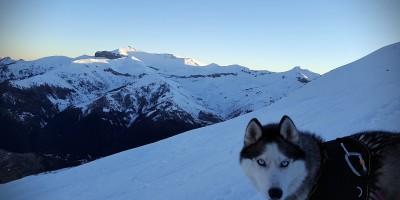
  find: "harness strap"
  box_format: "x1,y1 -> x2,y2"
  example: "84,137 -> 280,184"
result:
308,137 -> 372,200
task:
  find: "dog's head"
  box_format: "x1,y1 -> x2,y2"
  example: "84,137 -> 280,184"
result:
240,116 -> 307,200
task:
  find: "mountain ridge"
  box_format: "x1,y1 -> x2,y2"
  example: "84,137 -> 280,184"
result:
0,47 -> 318,162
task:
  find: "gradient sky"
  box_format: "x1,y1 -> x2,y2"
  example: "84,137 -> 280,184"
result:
0,0 -> 399,74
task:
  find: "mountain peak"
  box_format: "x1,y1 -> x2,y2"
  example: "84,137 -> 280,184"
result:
0,57 -> 16,65
115,46 -> 141,56
290,66 -> 303,71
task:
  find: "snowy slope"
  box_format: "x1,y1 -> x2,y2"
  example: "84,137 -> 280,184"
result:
169,66 -> 317,118
1,42 -> 399,200
104,46 -> 319,118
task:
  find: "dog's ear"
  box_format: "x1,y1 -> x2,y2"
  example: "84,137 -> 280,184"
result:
279,115 -> 299,144
244,118 -> 263,147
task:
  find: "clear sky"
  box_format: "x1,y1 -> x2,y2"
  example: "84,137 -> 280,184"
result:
0,0 -> 399,74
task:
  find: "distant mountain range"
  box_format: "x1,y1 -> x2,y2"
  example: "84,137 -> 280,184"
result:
0,46 -> 319,162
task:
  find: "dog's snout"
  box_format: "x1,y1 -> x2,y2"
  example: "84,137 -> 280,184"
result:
268,187 -> 283,200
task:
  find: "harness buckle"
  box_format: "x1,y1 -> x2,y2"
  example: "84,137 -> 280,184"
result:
340,143 -> 368,176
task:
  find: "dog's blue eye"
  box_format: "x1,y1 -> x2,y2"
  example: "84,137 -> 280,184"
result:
280,160 -> 290,168
257,159 -> 266,166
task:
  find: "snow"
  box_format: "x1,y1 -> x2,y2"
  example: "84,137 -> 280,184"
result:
2,46 -> 318,122
0,43 -> 399,200
47,96 -> 70,111
113,46 -> 141,56
32,56 -> 72,65
168,65 -> 318,119
73,58 -> 109,64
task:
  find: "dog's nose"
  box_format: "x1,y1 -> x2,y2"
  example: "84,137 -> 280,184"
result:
268,187 -> 283,200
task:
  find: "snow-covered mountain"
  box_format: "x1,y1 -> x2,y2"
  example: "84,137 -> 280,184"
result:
0,47 -> 318,161
1,42 -> 398,200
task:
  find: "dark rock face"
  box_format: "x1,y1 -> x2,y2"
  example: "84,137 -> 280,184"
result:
0,82 -> 75,152
0,81 -> 218,161
95,51 -> 125,59
167,73 -> 237,79
297,76 -> 310,83
0,79 -> 218,182
0,149 -> 80,183
199,111 -> 221,123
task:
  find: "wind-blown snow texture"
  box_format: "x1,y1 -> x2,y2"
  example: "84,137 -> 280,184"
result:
1,42 -> 399,200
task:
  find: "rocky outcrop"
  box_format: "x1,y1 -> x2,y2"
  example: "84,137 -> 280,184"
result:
95,51 -> 126,59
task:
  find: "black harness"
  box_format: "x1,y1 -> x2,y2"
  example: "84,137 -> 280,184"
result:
308,137 -> 371,200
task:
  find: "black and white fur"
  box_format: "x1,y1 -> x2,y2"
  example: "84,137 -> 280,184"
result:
239,115 -> 400,200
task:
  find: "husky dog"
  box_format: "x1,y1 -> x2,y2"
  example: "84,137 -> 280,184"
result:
240,115 -> 400,200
